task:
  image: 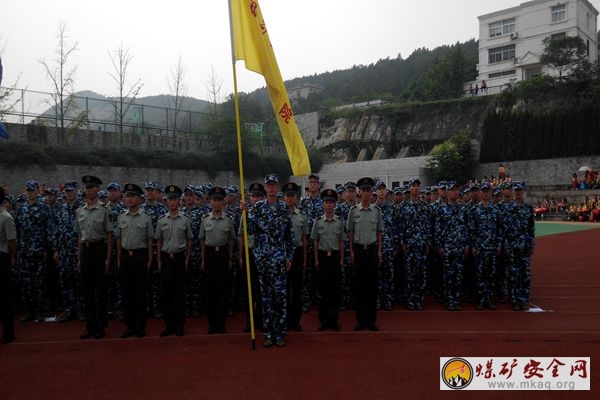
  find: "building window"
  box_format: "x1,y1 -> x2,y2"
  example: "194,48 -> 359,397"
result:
489,70 -> 516,78
552,4 -> 566,22
489,18 -> 516,38
488,44 -> 516,64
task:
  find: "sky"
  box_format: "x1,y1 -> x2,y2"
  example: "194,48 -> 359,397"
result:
2,0 -> 600,101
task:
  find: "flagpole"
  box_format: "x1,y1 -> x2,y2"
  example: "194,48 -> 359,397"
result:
228,0 -> 256,351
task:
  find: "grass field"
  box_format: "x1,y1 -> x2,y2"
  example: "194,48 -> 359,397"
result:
535,221 -> 600,237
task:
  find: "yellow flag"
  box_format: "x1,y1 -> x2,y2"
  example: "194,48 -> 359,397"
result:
229,0 -> 311,177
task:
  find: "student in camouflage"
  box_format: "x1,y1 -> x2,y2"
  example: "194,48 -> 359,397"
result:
434,182 -> 470,311
53,181 -> 83,322
373,181 -> 397,311
505,182 -> 535,311
282,182 -> 308,332
470,182 -> 502,310
16,180 -> 51,323
247,174 -> 295,348
395,178 -> 431,311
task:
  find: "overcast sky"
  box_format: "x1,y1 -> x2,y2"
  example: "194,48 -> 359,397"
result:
2,0 -> 600,101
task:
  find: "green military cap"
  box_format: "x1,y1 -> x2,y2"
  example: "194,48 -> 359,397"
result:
356,177 -> 375,190
82,175 -> 102,188
123,183 -> 143,196
249,182 -> 266,196
320,188 -> 338,202
208,186 -> 226,199
164,185 -> 183,198
281,182 -> 299,195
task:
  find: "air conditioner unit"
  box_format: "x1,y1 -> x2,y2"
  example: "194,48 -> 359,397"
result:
510,32 -> 518,40
513,57 -> 519,64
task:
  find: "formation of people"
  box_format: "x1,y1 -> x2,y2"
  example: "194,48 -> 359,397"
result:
0,173 -> 536,347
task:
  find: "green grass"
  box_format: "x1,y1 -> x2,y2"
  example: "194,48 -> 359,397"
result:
535,221 -> 600,237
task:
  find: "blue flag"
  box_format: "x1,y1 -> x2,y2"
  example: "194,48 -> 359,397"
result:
0,122 -> 8,139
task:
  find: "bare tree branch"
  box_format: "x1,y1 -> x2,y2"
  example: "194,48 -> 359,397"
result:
205,65 -> 223,119
107,43 -> 143,135
167,55 -> 188,135
38,21 -> 78,143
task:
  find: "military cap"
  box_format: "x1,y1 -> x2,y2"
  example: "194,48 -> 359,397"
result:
184,184 -> 196,194
144,181 -> 158,190
281,182 -> 300,195
336,186 -> 346,194
204,182 -> 213,190
356,177 -> 375,190
402,185 -> 410,194
44,187 -> 60,196
424,186 -> 432,194
193,186 -> 205,197
82,175 -> 102,187
308,173 -> 320,181
156,185 -> 164,193
98,190 -> 108,198
492,187 -> 502,196
264,174 -> 279,184
64,181 -> 78,191
164,185 -> 183,198
345,181 -> 357,190
249,182 -> 266,196
374,180 -> 386,190
500,181 -> 513,190
480,181 -> 491,190
25,180 -> 39,191
106,182 -> 121,191
431,186 -> 438,193
447,181 -> 459,190
438,181 -> 448,190
409,177 -> 421,186
513,181 -> 525,190
320,188 -> 338,202
470,183 -> 480,191
392,187 -> 403,195
123,183 -> 143,196
208,186 -> 226,199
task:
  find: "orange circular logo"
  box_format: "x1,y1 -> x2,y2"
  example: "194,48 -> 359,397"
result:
441,358 -> 473,389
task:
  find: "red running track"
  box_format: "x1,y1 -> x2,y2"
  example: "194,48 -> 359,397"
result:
0,229 -> 598,399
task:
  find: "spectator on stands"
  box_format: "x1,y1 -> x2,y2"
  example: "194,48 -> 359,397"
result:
567,205 -> 578,221
498,164 -> 507,181
474,84 -> 479,96
571,173 -> 579,190
481,80 -> 488,94
558,198 -> 568,213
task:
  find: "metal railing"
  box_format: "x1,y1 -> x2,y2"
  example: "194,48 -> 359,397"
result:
0,86 -> 210,135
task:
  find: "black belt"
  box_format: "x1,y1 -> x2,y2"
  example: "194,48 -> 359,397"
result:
82,240 -> 106,248
162,251 -> 184,259
354,243 -> 376,250
206,245 -> 227,252
319,250 -> 340,257
122,248 -> 147,257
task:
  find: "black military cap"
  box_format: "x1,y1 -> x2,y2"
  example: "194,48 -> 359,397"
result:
281,182 -> 299,195
249,182 -> 266,196
356,177 -> 375,190
209,186 -> 226,199
164,185 -> 183,198
123,183 -> 143,196
320,188 -> 338,202
82,175 -> 102,187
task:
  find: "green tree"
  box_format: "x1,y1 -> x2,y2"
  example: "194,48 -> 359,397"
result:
540,35 -> 590,79
426,130 -> 475,184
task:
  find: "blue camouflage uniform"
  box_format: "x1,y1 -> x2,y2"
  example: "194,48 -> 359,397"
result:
54,184 -> 83,318
434,189 -> 470,310
470,190 -> 502,309
141,187 -> 168,317
181,187 -> 204,316
299,194 -> 324,310
505,182 -> 535,310
105,191 -> 126,318
396,190 -> 431,310
376,197 -> 397,310
16,181 -> 52,320
248,194 -> 295,344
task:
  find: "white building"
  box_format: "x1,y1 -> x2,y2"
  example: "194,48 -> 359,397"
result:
472,0 -> 598,93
